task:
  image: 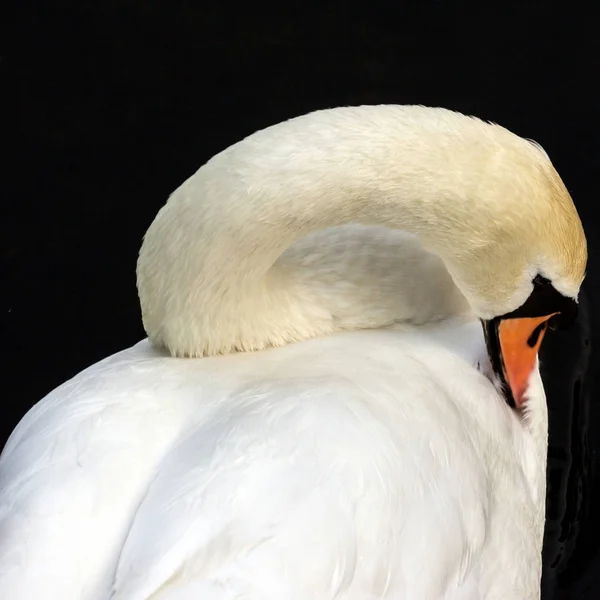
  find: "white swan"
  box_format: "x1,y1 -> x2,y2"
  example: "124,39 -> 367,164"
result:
0,105 -> 586,600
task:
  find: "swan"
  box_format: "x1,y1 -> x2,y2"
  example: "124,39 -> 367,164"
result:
0,105 -> 586,600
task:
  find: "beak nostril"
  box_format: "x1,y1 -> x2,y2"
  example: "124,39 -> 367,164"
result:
526,322 -> 548,348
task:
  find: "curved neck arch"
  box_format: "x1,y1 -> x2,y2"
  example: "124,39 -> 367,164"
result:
137,106 -> 556,357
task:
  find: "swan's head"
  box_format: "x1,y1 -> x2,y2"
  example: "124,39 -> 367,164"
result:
438,136 -> 587,409
481,274 -> 581,409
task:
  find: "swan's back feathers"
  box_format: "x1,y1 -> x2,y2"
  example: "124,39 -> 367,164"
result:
109,324 -> 542,600
0,343 -> 203,599
0,322 -> 544,599
112,367 -> 488,599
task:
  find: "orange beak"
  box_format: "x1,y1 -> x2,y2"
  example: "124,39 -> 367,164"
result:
482,275 -> 580,408
483,313 -> 558,408
497,315 -> 557,406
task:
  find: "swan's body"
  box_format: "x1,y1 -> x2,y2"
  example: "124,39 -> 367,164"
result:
0,317 -> 545,599
0,105 -> 587,599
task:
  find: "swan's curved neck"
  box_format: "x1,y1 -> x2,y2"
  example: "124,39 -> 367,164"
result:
137,106 -> 549,357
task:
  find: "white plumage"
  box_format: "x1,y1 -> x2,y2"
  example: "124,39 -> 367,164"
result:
0,105 -> 587,599
0,318 -> 546,599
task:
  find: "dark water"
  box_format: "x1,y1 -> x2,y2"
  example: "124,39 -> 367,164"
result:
541,289 -> 599,597
2,3 -> 598,597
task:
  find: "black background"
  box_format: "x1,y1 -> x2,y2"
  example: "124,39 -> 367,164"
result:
2,3 -> 599,598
